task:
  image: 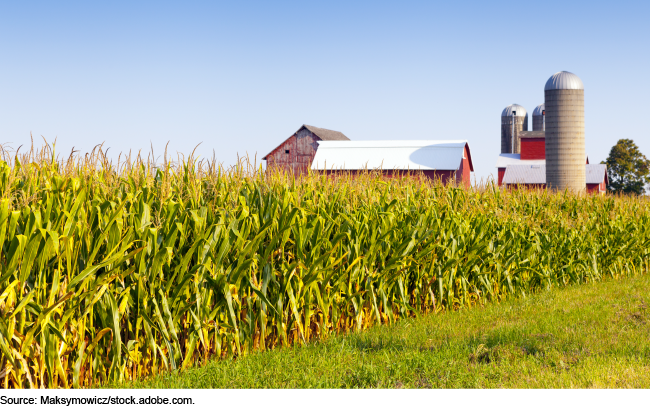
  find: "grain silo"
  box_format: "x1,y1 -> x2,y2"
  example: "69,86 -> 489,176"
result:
532,103 -> 545,131
544,71 -> 585,192
501,104 -> 528,154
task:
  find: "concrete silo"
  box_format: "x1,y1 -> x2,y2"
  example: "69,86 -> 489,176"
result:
532,103 -> 545,131
501,104 -> 528,154
544,71 -> 585,193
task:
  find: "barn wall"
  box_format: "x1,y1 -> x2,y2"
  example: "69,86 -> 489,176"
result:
265,136 -> 295,171
497,168 -> 506,186
294,128 -> 320,174
455,144 -> 472,187
520,138 -> 546,160
508,182 -> 605,193
265,128 -> 320,175
422,170 -> 457,185
506,183 -> 546,190
587,181 -> 606,195
321,169 -> 460,185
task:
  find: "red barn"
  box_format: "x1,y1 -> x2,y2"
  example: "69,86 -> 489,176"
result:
263,125 -> 349,175
311,140 -> 474,187
519,131 -> 546,160
502,164 -> 608,194
495,131 -> 607,194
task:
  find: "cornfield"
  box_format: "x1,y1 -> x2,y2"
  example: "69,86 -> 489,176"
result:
1,143 -> 649,389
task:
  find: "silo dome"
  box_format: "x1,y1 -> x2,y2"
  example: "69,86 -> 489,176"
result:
501,104 -> 527,117
544,71 -> 584,91
533,103 -> 545,116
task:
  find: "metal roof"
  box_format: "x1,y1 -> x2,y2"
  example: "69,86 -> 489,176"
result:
496,153 -> 589,168
502,164 -> 607,185
501,104 -> 527,117
520,131 -> 545,138
502,164 -> 546,184
311,140 -> 472,171
586,164 -> 608,184
533,103 -> 545,116
262,124 -> 349,160
302,125 -> 349,141
544,71 -> 584,91
495,154 -> 544,168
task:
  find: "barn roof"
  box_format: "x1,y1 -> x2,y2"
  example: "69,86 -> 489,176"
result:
519,131 -> 546,138
311,140 -> 473,171
496,154 -> 545,168
302,125 -> 349,141
502,164 -> 608,185
496,153 -> 589,168
262,124 -> 349,160
502,164 -> 546,184
586,164 -> 609,184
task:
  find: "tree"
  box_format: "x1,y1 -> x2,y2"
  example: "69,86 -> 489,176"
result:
602,139 -> 650,195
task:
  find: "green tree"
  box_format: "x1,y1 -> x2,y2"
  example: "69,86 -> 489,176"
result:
602,139 -> 650,195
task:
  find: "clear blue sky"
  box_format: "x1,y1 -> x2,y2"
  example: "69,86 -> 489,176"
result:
1,0 -> 649,183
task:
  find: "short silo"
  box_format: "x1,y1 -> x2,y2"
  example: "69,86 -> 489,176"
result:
501,104 -> 528,154
532,103 -> 545,131
544,71 -> 585,193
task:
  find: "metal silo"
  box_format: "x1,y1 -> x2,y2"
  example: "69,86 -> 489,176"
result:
544,71 -> 585,193
501,104 -> 528,154
532,103 -> 545,131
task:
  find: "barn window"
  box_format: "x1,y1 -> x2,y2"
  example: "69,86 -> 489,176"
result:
285,150 -> 290,154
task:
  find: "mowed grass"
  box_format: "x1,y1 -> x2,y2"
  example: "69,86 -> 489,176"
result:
119,273 -> 650,388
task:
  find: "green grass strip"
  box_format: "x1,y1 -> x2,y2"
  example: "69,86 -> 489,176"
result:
122,274 -> 650,388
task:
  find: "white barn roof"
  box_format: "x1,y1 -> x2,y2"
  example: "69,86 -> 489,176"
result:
503,164 -> 607,185
311,140 -> 472,171
496,153 -> 589,168
496,154 -> 545,168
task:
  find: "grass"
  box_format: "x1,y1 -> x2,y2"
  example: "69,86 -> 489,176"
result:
118,273 -> 650,388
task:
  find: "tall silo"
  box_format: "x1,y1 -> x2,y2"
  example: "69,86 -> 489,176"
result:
501,104 -> 528,154
544,71 -> 585,193
532,103 -> 545,131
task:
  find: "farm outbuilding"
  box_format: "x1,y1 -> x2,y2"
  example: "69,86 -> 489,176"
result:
495,153 -> 545,186
263,125 -> 349,175
519,131 -> 546,160
311,140 -> 473,187
501,164 -> 608,194
495,130 -> 606,193
494,129 -> 603,192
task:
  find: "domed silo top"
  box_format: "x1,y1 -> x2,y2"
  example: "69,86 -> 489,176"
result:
533,103 -> 545,116
501,104 -> 527,117
544,71 -> 584,90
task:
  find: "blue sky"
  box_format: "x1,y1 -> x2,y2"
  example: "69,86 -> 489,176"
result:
1,0 -> 648,182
